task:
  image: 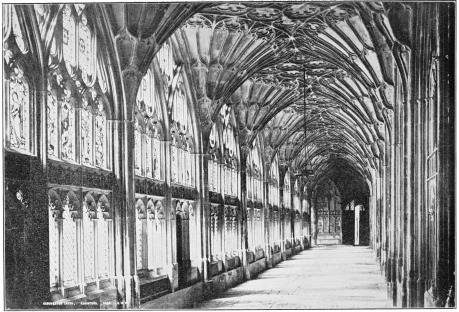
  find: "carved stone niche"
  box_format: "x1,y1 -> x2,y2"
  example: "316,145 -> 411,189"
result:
136,197 -> 147,219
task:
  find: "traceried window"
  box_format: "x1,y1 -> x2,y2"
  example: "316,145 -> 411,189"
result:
209,105 -> 239,197
268,155 -> 281,248
283,169 -> 293,244
268,155 -> 280,207
45,5 -> 114,300
221,105 -> 239,197
135,69 -> 164,180
82,194 -> 112,282
247,139 -> 263,203
157,41 -> 174,96
48,189 -> 113,297
47,4 -> 109,169
49,190 -> 80,291
246,138 -> 264,250
204,105 -> 241,258
283,169 -> 291,209
208,123 -> 221,193
4,5 -> 33,153
135,198 -> 167,276
170,73 -> 195,188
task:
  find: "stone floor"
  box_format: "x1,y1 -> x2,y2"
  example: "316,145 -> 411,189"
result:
196,245 -> 392,309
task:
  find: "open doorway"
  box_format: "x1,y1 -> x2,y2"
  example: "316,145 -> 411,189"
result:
342,200 -> 370,246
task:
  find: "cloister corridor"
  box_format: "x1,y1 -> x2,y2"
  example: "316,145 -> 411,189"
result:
3,2 -> 454,309
194,245 -> 390,309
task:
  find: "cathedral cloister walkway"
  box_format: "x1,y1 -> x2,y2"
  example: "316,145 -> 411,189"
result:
196,245 -> 391,309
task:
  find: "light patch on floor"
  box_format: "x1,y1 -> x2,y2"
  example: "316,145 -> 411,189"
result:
196,245 -> 391,309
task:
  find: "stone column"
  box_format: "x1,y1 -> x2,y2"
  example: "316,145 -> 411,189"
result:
436,2 -> 454,305
199,152 -> 211,282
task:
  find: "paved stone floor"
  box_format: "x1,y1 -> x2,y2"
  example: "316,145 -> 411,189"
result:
197,245 -> 392,309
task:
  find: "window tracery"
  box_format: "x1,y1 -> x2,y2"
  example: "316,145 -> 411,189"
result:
283,169 -> 292,244
4,6 -> 32,154
221,105 -> 239,197
47,5 -> 109,169
170,72 -> 195,188
246,138 -> 264,250
268,155 -> 281,249
135,197 -> 167,277
82,196 -> 95,282
283,170 -> 291,209
208,123 -> 221,193
48,189 -> 113,296
135,68 -> 164,180
268,156 -> 280,207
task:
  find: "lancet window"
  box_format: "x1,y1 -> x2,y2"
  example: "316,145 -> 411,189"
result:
210,205 -> 222,261
268,156 -> 281,248
157,40 -> 196,188
208,123 -> 221,193
268,156 -> 280,207
4,6 -> 33,154
47,5 -> 109,169
247,139 -> 263,203
283,170 -> 292,209
246,138 -> 264,250
283,169 -> 292,244
293,179 -> 302,244
222,110 -> 239,197
170,72 -> 195,187
135,69 -> 164,180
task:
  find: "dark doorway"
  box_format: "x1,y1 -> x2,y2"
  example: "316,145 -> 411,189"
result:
176,208 -> 190,288
341,205 -> 370,246
342,210 -> 355,245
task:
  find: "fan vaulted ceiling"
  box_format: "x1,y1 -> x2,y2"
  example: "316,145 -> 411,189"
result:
111,2 -> 400,185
